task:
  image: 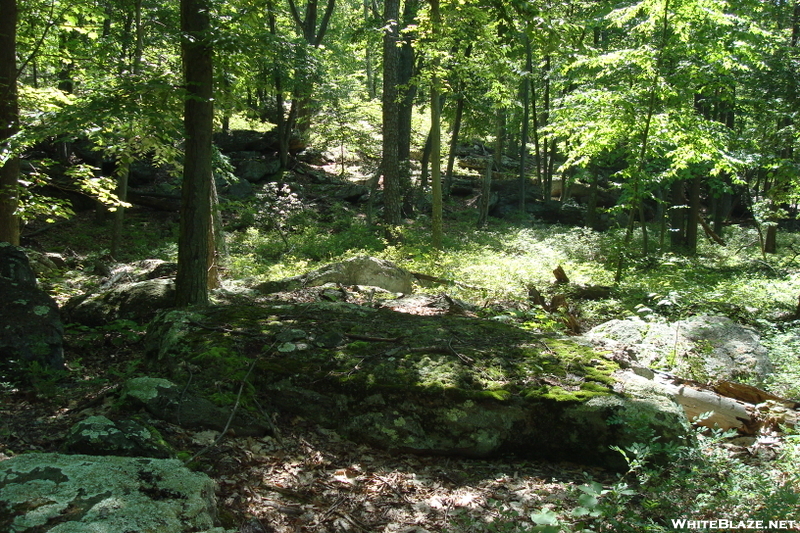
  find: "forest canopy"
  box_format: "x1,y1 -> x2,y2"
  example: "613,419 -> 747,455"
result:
0,0 -> 799,261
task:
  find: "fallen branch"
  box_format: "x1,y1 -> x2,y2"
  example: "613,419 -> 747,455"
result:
619,370 -> 799,434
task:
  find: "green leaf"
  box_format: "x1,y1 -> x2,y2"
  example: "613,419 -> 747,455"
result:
530,508 -> 559,526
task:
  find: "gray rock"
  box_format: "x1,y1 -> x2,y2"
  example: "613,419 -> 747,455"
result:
64,416 -> 173,458
224,177 -> 255,199
120,377 -> 270,437
0,452 -> 229,533
586,315 -> 772,382
64,278 -> 175,326
26,251 -> 63,278
229,152 -> 281,182
256,256 -> 415,295
0,243 -> 64,371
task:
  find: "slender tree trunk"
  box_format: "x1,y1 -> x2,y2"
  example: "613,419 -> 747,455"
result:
0,0 -> 19,245
176,0 -> 215,307
364,0 -> 376,99
267,1 -> 291,169
686,175 -> 701,254
381,0 -> 401,225
397,0 -> 418,216
111,163 -> 129,258
670,179 -> 686,248
477,164 -> 492,228
419,130 -> 432,190
429,0 -> 442,249
111,0 -> 143,259
519,36 -> 532,213
494,108 -> 506,172
541,55 -> 552,201
445,44 -> 471,194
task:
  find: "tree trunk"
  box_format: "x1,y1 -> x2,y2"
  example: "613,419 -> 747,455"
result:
430,0 -> 442,249
176,0 -> 215,307
445,43 -> 471,194
686,175 -> 701,255
519,36 -> 532,213
397,0 -> 418,217
670,179 -> 686,248
477,163 -> 491,228
541,55 -> 552,201
0,0 -> 19,245
381,0 -> 402,225
764,218 -> 778,254
363,0 -> 376,99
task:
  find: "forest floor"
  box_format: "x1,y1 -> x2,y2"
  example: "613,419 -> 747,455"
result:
1,286 -> 617,533
4,165 -> 800,532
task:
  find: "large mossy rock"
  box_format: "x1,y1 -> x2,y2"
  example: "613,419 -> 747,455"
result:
0,453 -> 229,533
144,301 -> 688,470
63,278 -> 175,326
0,243 -> 64,372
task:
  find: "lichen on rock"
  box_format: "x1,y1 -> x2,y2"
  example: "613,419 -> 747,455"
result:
0,453 -> 228,533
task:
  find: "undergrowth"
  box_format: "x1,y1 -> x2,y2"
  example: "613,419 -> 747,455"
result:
32,187 -> 800,532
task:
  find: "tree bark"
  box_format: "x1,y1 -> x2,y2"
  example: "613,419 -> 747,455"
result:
0,0 -> 19,245
686,175 -> 701,254
176,0 -> 215,307
381,0 -> 401,225
397,0 -> 418,216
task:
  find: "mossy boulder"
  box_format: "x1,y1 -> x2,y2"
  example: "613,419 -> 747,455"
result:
254,256 -> 414,294
0,243 -> 64,372
63,278 -> 176,326
144,301 -> 688,469
0,453 -> 230,533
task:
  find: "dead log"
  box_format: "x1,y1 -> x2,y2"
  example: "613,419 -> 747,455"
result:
651,373 -> 757,432
617,370 -> 799,435
712,380 -> 799,409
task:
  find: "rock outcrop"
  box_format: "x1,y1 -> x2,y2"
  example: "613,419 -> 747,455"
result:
144,300 -> 688,470
0,243 -> 64,371
0,452 -> 230,533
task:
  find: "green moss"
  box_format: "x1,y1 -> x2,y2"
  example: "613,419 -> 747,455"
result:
146,301 -> 623,418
